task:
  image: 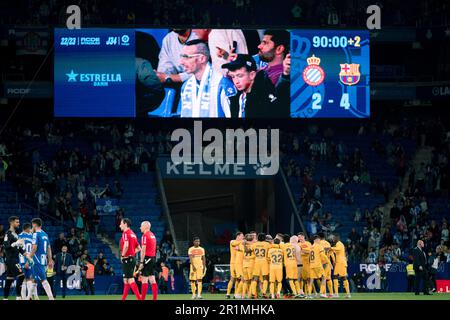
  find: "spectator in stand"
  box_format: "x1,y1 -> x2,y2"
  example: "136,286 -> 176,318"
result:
91,210 -> 101,236
68,232 -> 80,257
75,212 -> 85,235
102,259 -> 115,275
441,222 -> 449,245
158,262 -> 169,294
115,208 -> 124,232
192,29 -> 248,76
112,180 -> 123,198
162,230 -> 173,245
173,259 -> 188,294
344,189 -> 354,205
168,269 -> 175,293
0,157 -> 6,182
348,228 -> 361,245
0,224 -> 5,249
382,229 -> 394,247
89,185 -> 107,201
82,249 -> 92,263
94,258 -> 104,276
354,208 -> 361,222
367,247 -> 377,263
156,29 -> 198,84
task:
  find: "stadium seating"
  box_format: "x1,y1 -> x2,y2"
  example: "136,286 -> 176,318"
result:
285,131 -> 417,237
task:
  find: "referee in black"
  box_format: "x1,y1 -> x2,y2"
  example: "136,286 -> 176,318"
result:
3,216 -> 26,300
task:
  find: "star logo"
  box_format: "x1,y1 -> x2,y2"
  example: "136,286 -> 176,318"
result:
66,70 -> 78,82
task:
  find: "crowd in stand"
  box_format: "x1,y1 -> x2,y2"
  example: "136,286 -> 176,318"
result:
281,119 -> 450,274
0,120 -> 181,292
1,0 -> 449,27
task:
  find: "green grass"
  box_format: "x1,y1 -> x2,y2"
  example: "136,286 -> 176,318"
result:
7,293 -> 450,300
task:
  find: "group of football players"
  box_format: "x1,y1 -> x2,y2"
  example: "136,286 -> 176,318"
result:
225,231 -> 351,299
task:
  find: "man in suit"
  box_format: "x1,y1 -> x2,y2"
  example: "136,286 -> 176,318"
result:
54,245 -> 74,298
412,240 -> 431,295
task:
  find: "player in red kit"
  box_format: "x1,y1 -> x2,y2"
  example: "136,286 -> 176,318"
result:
139,221 -> 158,300
120,218 -> 142,300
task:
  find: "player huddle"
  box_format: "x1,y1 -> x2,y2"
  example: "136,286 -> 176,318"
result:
2,216 -> 54,300
226,231 -> 351,299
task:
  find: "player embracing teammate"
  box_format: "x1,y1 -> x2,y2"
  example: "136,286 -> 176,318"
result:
3,216 -> 54,300
225,231 -> 349,299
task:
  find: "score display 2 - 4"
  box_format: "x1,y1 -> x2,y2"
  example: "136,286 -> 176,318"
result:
290,30 -> 370,118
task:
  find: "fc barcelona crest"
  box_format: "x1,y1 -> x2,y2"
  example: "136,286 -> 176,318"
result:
339,63 -> 361,86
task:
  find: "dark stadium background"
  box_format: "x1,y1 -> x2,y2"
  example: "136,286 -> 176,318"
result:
0,0 -> 449,297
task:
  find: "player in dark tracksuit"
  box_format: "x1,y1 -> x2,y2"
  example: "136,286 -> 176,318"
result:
3,216 -> 26,300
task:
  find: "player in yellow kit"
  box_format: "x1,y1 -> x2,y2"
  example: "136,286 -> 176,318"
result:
268,239 -> 283,299
308,235 -> 328,299
242,233 -> 256,299
318,232 -> 334,297
331,233 -> 351,298
250,233 -> 271,298
226,232 -> 244,299
281,235 -> 301,297
188,237 -> 206,299
298,232 -> 312,295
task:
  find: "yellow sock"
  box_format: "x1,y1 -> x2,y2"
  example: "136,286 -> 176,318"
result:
262,279 -> 269,295
295,280 -> 301,294
226,279 -> 234,295
307,282 -> 313,295
191,282 -> 197,295
289,280 -> 298,295
327,280 -> 334,295
269,282 -> 275,295
277,282 -> 282,295
320,279 -> 326,294
299,279 -> 304,293
343,280 -> 350,294
242,282 -> 248,297
197,282 -> 203,296
235,280 -> 242,296
250,281 -> 258,297
333,279 -> 339,294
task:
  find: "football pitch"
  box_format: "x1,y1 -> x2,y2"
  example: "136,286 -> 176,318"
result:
10,293 -> 449,300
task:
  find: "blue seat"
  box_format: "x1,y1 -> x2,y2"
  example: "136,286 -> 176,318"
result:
147,88 -> 176,118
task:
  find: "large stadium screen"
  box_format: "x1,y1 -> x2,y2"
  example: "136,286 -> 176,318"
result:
290,29 -> 371,118
54,28 -> 370,118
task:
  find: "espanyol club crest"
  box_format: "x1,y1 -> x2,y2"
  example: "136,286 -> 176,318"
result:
339,63 -> 361,86
302,55 -> 325,87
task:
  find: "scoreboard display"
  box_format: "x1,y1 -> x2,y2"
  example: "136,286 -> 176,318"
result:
53,28 -> 370,118
290,30 -> 370,118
